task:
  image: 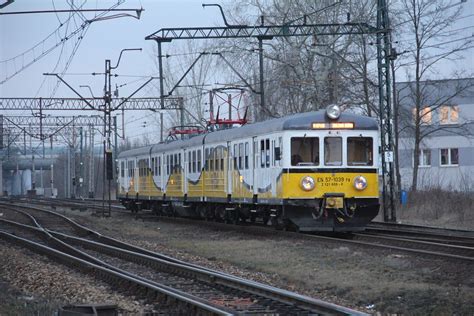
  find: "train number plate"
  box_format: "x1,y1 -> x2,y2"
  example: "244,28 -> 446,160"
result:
316,176 -> 351,188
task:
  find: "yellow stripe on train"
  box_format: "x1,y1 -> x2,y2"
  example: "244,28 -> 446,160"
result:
281,172 -> 378,199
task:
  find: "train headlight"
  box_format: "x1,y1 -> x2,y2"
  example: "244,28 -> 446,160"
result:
301,176 -> 315,191
326,104 -> 341,120
353,175 -> 368,191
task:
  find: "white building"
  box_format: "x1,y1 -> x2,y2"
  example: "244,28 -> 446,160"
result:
397,78 -> 474,191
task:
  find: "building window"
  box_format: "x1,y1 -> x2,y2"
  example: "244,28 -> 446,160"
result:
439,105 -> 459,125
419,149 -> 431,167
440,148 -> 458,166
412,107 -> 432,125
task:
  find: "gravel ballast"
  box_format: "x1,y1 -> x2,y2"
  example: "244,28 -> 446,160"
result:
1,207 -> 473,315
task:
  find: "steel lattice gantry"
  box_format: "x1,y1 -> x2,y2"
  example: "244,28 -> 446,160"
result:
145,4 -> 396,221
0,97 -> 180,111
145,23 -> 378,40
1,115 -> 103,150
2,115 -> 102,127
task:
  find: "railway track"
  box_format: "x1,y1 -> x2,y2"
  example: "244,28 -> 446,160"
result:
0,202 -> 365,315
366,221 -> 474,247
6,198 -> 474,262
115,210 -> 474,263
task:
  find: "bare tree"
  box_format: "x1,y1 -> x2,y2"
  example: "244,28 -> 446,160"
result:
396,0 -> 474,191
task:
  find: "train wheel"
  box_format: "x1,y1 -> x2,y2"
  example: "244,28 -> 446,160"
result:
197,205 -> 206,219
215,206 -> 226,222
152,203 -> 160,215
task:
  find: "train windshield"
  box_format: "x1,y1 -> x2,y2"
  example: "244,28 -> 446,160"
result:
324,137 -> 342,166
291,137 -> 319,166
348,137 -> 373,166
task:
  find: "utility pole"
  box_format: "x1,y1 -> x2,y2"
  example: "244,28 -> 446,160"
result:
29,123 -> 36,191
377,0 -> 396,222
79,127 -> 83,198
71,118 -> 76,198
102,48 -> 141,216
50,136 -> 54,197
88,124 -> 95,198
158,41 -> 166,142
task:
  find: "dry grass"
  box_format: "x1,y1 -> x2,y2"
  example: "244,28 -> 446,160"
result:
69,212 -> 474,315
397,189 -> 474,229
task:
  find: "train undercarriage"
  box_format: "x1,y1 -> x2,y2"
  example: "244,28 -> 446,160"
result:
120,196 -> 379,232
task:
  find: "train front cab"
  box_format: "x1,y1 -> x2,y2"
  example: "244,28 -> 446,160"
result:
281,114 -> 380,232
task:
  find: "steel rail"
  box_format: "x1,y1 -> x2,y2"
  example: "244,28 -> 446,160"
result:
0,230 -> 232,316
149,216 -> 474,262
1,201 -> 366,315
5,200 -> 474,262
50,229 -> 365,315
0,218 -> 245,313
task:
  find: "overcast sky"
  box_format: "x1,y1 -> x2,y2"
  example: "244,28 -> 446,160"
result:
1,0 -> 473,145
1,0 -> 230,144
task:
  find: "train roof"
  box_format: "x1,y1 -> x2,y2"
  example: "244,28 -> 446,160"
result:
118,110 -> 378,159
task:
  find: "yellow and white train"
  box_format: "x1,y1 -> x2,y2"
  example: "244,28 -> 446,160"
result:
117,105 -> 379,232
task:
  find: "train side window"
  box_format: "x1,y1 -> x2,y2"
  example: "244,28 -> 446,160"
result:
277,137 -> 282,165
271,140 -> 275,166
170,154 -> 173,173
265,139 -> 270,167
245,142 -> 249,169
192,151 -> 197,173
120,161 -> 124,177
324,137 -> 342,166
260,140 -> 265,168
221,148 -> 224,171
210,149 -> 214,171
188,152 -> 192,173
238,143 -> 243,169
166,155 -> 170,175
215,148 -> 219,171
158,156 -> 161,176
197,149 -> 202,172
348,137 -> 373,166
233,144 -> 237,168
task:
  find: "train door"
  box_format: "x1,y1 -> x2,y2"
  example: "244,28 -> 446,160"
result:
133,159 -> 138,193
244,140 -> 253,196
227,141 -> 232,195
183,149 -> 188,196
252,137 -> 258,195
